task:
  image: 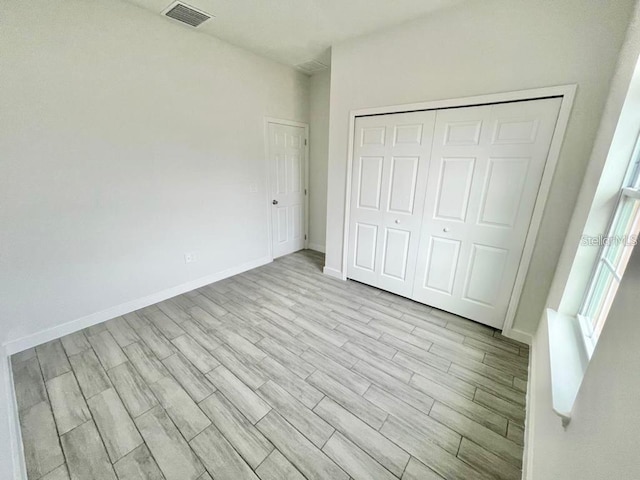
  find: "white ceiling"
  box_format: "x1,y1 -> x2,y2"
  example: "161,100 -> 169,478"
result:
124,0 -> 464,70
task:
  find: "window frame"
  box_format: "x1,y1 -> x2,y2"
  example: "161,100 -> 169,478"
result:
577,142 -> 640,356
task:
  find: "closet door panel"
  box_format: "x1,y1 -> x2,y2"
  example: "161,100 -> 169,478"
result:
347,111 -> 436,297
413,98 -> 562,328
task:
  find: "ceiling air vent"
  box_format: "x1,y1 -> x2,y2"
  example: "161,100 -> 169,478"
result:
163,2 -> 212,28
295,60 -> 328,75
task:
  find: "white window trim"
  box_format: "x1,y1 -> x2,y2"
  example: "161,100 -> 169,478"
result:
547,132 -> 640,427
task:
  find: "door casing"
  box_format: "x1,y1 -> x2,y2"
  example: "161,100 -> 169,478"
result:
264,117 -> 310,260
336,85 -> 577,341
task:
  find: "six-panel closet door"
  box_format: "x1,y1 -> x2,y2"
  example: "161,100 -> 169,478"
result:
412,98 -> 562,328
347,111 -> 436,297
347,97 -> 563,329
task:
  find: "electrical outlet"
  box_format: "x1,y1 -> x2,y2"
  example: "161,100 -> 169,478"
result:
184,252 -> 196,264
249,183 -> 258,193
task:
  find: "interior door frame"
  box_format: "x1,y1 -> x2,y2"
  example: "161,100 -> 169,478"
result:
339,85 -> 577,340
264,117 -> 310,260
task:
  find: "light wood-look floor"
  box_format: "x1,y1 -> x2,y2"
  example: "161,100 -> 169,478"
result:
12,250 -> 529,480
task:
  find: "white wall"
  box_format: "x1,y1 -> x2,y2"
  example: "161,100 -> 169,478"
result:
0,0 -> 309,349
528,245 -> 640,479
324,0 -> 634,334
308,70 -> 331,252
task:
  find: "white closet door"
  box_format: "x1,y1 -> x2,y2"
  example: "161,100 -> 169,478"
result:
412,97 -> 562,328
347,111 -> 436,297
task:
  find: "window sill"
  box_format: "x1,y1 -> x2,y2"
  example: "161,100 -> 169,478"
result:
546,308 -> 590,427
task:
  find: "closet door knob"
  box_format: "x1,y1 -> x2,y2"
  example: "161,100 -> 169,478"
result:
443,227 -> 450,232
395,219 -> 400,224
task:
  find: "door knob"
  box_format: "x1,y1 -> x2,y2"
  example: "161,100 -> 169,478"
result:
395,219 -> 400,224
443,227 -> 450,232
272,200 -> 278,205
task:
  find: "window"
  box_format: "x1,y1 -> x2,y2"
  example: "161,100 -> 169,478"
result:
578,144 -> 640,354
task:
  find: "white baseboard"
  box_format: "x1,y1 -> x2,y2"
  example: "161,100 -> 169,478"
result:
502,326 -> 533,346
307,243 -> 326,254
322,266 -> 344,280
3,256 -> 272,355
522,332 -> 537,480
1,347 -> 26,480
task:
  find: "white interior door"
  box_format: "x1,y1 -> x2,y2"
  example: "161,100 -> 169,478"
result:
412,97 -> 562,328
347,111 -> 436,297
268,122 -> 307,258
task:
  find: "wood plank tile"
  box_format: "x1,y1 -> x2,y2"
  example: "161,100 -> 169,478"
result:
513,376 -> 527,393
41,464 -> 70,480
214,328 -> 267,362
143,309 -> 185,340
307,370 -> 387,430
84,322 -> 108,337
256,337 -> 315,379
157,299 -> 192,324
181,319 -> 222,354
47,372 -> 91,435
297,331 -> 357,368
163,352 -> 215,402
257,380 -> 334,448
191,294 -> 228,317
172,334 -> 220,374
89,331 -> 128,370
380,415 -> 489,480
413,328 -> 485,362
401,457 -> 444,480
10,347 -> 36,367
507,421 -> 525,446
68,349 -> 112,399
313,397 -> 409,477
256,320 -> 305,355
301,348 -> 370,395
207,365 -> 271,424
474,388 -> 525,425
190,425 -> 259,480
410,374 -> 508,435
108,361 -> 158,418
135,406 -> 205,480
123,341 -> 169,384
61,420 -> 117,480
449,363 -> 525,405
290,316 -> 348,347
20,402 -> 65,479
123,311 -> 151,331
106,317 -> 141,347
338,325 -> 397,359
149,376 -> 211,440
483,353 -> 528,379
255,450 -> 305,480
88,388 -> 143,462
256,411 -> 348,480
346,344 -> 412,382
363,385 -> 460,454
457,438 -> 522,480
13,356 -> 47,412
113,444 -> 164,480
353,360 -> 434,414
393,351 -> 476,399
322,431 -> 396,480
429,402 -> 523,467
199,391 -> 273,469
258,356 -> 324,409
212,345 -> 267,390
136,324 -> 175,360
60,331 -> 91,357
36,340 -> 72,381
